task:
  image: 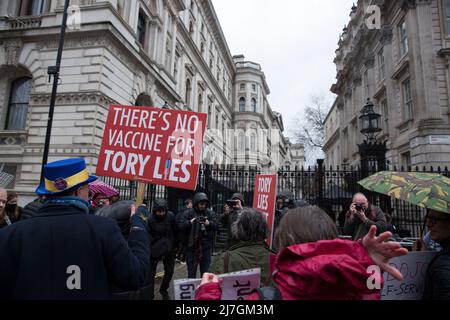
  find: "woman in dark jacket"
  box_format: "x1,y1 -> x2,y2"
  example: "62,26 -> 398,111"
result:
210,208 -> 274,285
196,206 -> 408,300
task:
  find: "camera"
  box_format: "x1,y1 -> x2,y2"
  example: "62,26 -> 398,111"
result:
355,204 -> 365,211
226,199 -> 239,207
197,216 -> 207,223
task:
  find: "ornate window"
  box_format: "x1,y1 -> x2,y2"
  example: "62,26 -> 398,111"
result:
251,98 -> 257,112
6,77 -> 32,130
239,97 -> 246,112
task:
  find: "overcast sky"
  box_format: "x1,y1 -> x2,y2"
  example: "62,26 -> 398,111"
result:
211,0 -> 355,141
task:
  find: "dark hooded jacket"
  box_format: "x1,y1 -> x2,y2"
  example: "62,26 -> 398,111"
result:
423,239 -> 450,300
21,198 -> 44,220
147,199 -> 177,255
220,193 -> 245,247
176,193 -> 218,250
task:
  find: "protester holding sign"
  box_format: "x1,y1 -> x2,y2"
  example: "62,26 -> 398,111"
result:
423,209 -> 450,300
177,192 -> 218,278
96,105 -> 207,191
196,206 -> 408,300
0,158 -> 151,299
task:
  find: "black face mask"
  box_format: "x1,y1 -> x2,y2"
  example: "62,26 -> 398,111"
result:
6,204 -> 17,211
154,212 -> 166,221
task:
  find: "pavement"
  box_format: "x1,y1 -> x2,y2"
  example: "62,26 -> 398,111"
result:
152,260 -> 188,301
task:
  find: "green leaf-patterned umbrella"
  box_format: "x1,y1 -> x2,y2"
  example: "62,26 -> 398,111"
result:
358,171 -> 450,214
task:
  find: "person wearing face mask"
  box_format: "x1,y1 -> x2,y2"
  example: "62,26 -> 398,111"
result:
344,193 -> 387,240
144,198 -> 177,300
5,192 -> 23,223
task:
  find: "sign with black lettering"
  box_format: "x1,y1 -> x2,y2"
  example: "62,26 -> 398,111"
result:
96,105 -> 207,190
174,268 -> 260,300
381,251 -> 437,300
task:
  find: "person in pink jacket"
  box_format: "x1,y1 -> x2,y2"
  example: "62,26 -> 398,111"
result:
196,206 -> 408,300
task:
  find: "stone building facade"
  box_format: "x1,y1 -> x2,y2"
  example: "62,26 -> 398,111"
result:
324,0 -> 450,169
0,0 -> 303,199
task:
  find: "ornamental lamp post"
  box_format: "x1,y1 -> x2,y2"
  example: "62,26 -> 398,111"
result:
358,98 -> 387,178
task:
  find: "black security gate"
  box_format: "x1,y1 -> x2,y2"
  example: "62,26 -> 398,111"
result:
102,162 -> 449,242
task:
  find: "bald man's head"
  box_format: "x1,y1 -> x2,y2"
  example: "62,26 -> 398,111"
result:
353,193 -> 369,211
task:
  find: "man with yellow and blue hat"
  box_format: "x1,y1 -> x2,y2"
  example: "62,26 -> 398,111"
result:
0,158 -> 151,299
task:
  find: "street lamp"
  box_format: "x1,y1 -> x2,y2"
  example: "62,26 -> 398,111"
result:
359,98 -> 382,142
358,98 -> 387,178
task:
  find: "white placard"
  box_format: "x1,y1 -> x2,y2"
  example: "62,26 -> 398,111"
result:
174,268 -> 261,300
381,251 -> 437,300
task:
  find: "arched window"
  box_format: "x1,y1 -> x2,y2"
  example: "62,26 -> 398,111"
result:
185,78 -> 192,107
6,77 -> 32,130
251,98 -> 257,112
239,97 -> 245,112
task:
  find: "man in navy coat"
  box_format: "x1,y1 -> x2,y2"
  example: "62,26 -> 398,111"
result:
0,158 -> 150,299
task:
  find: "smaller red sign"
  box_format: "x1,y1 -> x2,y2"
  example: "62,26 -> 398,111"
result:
252,174 -> 277,248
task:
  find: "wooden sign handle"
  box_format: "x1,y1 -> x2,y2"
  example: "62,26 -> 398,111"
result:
136,182 -> 146,206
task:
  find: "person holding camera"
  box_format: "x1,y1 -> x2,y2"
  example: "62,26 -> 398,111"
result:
220,193 -> 244,248
344,193 -> 387,240
177,192 -> 218,278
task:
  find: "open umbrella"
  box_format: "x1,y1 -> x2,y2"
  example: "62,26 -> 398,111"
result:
358,171 -> 450,214
89,180 -> 119,198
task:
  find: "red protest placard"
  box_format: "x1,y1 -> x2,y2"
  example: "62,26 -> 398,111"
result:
96,105 -> 207,190
252,174 -> 277,248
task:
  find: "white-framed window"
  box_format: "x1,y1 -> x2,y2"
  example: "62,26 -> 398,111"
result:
240,83 -> 245,91
137,12 -> 147,47
197,93 -> 203,113
399,20 -> 408,57
6,77 -> 32,130
238,132 -> 245,150
445,0 -> 450,35
185,78 -> 192,107
251,98 -> 257,112
239,97 -> 245,112
402,78 -> 413,120
364,70 -> 370,97
378,49 -> 385,81
250,133 -> 256,151
252,84 -> 256,92
17,0 -> 50,16
381,99 -> 389,131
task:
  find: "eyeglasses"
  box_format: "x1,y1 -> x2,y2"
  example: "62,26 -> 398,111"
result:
425,215 -> 450,226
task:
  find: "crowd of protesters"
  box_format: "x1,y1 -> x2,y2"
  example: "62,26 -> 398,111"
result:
0,157 -> 449,300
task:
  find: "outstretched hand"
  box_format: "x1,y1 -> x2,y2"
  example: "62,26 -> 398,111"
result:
362,225 -> 408,281
200,273 -> 221,286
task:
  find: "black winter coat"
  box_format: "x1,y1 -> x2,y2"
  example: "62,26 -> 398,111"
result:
21,199 -> 44,220
176,207 -> 218,250
0,197 -> 150,300
423,241 -> 450,300
148,211 -> 177,251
